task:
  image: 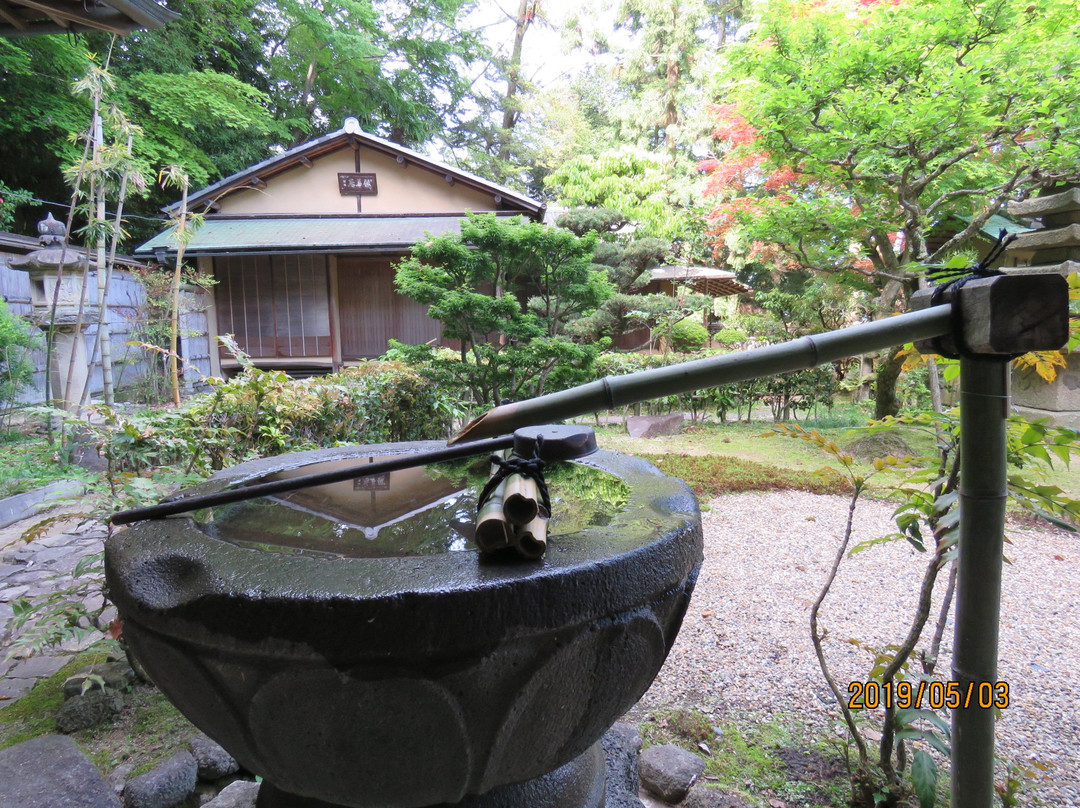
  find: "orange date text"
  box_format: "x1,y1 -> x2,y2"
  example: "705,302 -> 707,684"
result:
846,680 -> 1010,710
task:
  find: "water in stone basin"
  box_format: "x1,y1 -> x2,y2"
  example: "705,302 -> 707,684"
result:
191,455 -> 630,559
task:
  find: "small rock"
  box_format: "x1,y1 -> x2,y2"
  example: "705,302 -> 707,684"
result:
63,661 -> 138,700
109,763 -> 136,796
202,780 -> 260,808
56,690 -> 125,733
189,733 -> 239,781
0,734 -> 120,807
122,750 -> 198,808
626,414 -> 684,439
681,781 -> 754,808
640,744 -> 706,803
602,722 -> 645,808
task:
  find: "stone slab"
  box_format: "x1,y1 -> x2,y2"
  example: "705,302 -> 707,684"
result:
626,414 -> 684,439
0,676 -> 36,704
122,750 -> 198,808
1010,223 -> 1080,251
8,654 -> 68,679
1012,404 -> 1080,432
1013,355 -> 1080,412
190,732 -> 240,781
0,734 -> 121,807
0,481 -> 86,530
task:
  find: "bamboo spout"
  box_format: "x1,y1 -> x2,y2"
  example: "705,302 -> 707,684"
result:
450,306 -> 954,444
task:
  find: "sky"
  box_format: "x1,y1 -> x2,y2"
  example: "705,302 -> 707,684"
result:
468,0 -> 626,92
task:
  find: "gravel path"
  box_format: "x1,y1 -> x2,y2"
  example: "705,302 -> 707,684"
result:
634,491 -> 1080,805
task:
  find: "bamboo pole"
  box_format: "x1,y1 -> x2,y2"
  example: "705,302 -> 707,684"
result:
111,435 -> 517,525
515,516 -> 548,559
450,306 -> 954,443
951,358 -> 1009,808
503,474 -> 542,525
94,110 -> 113,406
475,453 -> 513,552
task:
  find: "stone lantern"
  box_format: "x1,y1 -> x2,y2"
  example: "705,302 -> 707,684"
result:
1006,185 -> 1080,427
9,212 -> 96,412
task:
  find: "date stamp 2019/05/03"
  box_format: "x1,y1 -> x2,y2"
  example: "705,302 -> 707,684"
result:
847,680 -> 1010,710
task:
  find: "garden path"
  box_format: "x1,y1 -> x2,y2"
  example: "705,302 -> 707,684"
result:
0,512 -> 110,707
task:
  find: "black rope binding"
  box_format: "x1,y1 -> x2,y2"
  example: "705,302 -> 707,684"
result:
926,228 -> 1020,360
476,433 -> 551,516
926,228 -> 1016,299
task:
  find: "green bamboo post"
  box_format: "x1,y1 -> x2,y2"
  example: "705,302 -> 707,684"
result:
952,358 -> 1009,807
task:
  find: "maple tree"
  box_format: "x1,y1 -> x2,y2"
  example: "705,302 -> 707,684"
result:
699,0 -> 1080,416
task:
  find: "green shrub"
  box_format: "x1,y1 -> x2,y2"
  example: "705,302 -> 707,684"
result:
669,320 -> 709,352
0,299 -> 40,430
713,327 -> 748,347
102,362 -> 458,474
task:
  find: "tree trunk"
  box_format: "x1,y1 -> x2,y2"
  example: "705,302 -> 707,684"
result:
874,345 -> 904,420
498,0 -> 532,163
927,356 -> 944,413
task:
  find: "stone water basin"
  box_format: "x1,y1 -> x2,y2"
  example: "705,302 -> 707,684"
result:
105,440 -> 702,808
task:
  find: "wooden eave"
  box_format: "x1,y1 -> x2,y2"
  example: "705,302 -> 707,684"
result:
0,0 -> 176,36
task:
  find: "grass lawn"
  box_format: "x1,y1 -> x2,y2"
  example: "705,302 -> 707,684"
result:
583,415 -> 1080,502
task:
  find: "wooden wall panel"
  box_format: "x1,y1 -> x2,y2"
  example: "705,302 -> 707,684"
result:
337,257 -> 441,359
215,254 -> 330,359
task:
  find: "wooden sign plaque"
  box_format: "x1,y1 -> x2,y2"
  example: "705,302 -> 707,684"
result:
338,173 -> 378,196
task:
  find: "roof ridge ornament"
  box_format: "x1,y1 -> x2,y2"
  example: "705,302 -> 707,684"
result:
343,117 -> 362,135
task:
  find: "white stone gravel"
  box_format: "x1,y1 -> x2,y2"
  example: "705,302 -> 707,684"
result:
633,490 -> 1080,805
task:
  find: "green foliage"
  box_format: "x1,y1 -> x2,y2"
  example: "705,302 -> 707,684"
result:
0,431 -> 92,498
704,0 -> 1080,418
119,71 -> 284,190
0,0 -> 487,242
0,181 -> 32,231
262,0 -> 484,147
546,146 -> 698,243
712,327 -> 746,347
395,213 -> 610,408
762,365 -> 838,423
0,300 -> 40,430
98,361 -> 455,476
896,366 -> 933,414
768,411 -> 1080,806
668,320 -> 709,353
6,550 -> 108,660
709,0 -> 1080,276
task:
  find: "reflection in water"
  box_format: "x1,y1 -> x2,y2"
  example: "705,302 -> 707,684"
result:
193,454 -> 630,559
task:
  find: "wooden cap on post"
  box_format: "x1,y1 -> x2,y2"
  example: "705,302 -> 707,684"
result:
512,425 -> 598,461
910,273 -> 1069,358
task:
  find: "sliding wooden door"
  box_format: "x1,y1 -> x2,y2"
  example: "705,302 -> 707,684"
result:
214,254 -> 331,359
336,257 -> 441,359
